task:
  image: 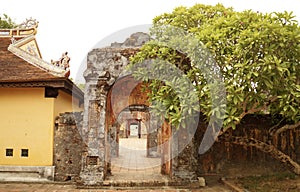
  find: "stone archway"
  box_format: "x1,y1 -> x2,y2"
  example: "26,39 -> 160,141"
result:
79,33 -> 197,186
78,33 -> 165,185
79,47 -> 140,185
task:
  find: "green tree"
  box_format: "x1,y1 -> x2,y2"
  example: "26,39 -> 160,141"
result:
76,83 -> 85,91
0,14 -> 17,28
129,4 -> 300,174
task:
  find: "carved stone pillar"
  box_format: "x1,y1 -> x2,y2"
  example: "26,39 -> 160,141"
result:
79,33 -> 150,185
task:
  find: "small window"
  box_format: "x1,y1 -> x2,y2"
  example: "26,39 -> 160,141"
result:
21,149 -> 29,157
6,149 -> 13,157
87,156 -> 98,165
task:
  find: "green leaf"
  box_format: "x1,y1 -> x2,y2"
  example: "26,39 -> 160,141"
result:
129,3 -> 300,131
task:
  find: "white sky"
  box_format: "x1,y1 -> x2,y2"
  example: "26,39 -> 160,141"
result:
1,0 -> 300,82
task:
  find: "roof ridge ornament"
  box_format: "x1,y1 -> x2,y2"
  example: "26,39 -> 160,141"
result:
0,18 -> 38,37
51,52 -> 71,71
18,18 -> 39,29
50,52 -> 71,77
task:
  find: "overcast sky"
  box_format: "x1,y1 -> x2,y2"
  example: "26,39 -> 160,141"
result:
1,0 -> 300,82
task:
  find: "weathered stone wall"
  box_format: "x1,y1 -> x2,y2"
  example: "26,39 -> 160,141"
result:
196,115 -> 300,175
171,127 -> 198,181
54,112 -> 86,182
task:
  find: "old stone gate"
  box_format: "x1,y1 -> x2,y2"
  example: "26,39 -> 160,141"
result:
52,33 -> 300,186
78,33 -> 198,185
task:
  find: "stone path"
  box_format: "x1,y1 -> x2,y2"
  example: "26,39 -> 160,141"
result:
112,138 -> 160,170
108,138 -> 164,182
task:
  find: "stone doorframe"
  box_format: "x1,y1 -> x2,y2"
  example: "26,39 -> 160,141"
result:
79,44 -> 162,185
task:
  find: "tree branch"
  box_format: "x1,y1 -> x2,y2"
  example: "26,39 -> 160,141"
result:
230,136 -> 300,175
269,118 -> 285,134
239,96 -> 278,120
271,121 -> 300,136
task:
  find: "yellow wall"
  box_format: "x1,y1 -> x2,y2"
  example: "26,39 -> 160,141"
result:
0,87 -> 83,166
0,88 -> 54,166
54,90 -> 82,118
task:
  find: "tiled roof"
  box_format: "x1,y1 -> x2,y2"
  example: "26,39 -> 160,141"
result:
0,35 -> 84,101
0,36 -> 59,82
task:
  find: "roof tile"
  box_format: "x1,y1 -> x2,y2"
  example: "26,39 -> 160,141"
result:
0,37 -> 59,82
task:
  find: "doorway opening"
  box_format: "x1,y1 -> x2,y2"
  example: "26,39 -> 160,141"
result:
108,109 -> 163,181
105,75 -> 171,182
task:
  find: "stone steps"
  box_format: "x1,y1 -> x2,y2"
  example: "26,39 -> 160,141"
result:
0,166 -> 55,182
77,179 -> 199,189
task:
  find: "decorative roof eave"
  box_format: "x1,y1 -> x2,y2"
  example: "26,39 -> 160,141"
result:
0,79 -> 65,88
8,35 -> 69,78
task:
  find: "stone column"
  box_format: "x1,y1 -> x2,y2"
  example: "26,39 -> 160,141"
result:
147,120 -> 159,157
161,120 -> 172,176
171,126 -> 198,181
79,81 -> 109,185
109,125 -> 118,158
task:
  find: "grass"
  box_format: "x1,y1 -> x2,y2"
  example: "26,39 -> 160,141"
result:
238,172 -> 299,192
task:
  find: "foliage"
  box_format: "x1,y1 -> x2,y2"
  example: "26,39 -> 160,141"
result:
76,83 -> 85,91
0,14 -> 17,29
129,4 -> 300,130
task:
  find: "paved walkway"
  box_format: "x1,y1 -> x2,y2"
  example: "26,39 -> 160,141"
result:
112,138 -> 160,170
109,138 -> 163,181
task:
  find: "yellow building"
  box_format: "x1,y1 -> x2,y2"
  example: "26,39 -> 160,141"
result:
0,20 -> 83,181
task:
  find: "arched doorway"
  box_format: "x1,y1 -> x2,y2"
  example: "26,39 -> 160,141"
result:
105,75 -> 165,181
80,45 -> 179,186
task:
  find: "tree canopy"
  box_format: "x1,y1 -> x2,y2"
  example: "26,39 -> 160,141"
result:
128,3 -> 300,175
0,14 -> 17,29
129,3 -> 300,130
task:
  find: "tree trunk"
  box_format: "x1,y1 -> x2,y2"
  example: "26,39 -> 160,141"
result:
229,136 -> 300,175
